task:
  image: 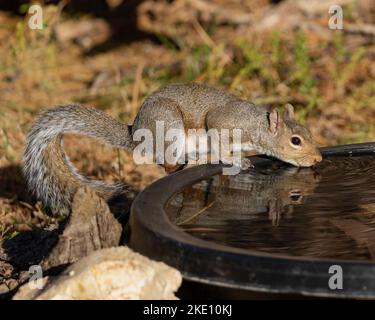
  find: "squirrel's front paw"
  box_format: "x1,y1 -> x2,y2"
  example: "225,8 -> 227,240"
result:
240,158 -> 253,170
221,157 -> 253,171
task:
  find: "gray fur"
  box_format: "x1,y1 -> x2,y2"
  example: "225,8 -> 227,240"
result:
23,104 -> 133,216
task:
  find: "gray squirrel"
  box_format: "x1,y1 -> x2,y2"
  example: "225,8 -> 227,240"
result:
23,82 -> 322,216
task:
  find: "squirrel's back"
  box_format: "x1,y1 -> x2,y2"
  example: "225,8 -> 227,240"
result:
152,82 -> 236,114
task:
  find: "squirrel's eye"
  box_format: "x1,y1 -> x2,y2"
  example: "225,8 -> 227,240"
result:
289,190 -> 302,202
291,136 -> 302,146
290,195 -> 301,202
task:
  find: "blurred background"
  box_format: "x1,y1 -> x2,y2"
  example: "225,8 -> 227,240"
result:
0,0 -> 374,239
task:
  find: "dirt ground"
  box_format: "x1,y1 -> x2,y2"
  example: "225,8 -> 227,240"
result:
0,0 -> 374,293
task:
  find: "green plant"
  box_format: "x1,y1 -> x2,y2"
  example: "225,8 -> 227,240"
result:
290,32 -> 319,115
230,40 -> 264,90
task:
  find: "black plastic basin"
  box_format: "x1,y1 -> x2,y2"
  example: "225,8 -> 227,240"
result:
129,142 -> 375,299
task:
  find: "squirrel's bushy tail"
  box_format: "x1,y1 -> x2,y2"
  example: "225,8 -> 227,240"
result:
23,104 -> 134,216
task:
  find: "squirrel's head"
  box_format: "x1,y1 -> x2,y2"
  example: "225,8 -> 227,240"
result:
265,104 -> 322,167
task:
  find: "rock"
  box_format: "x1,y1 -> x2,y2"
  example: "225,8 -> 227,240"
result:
106,0 -> 124,9
13,247 -> 182,300
41,187 -> 123,270
1,187 -> 123,297
54,18 -> 112,51
0,283 -> 9,295
11,277 -> 49,300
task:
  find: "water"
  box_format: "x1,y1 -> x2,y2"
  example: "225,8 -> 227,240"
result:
165,155 -> 375,261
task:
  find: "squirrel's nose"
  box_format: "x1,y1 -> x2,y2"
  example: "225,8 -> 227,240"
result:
313,153 -> 322,164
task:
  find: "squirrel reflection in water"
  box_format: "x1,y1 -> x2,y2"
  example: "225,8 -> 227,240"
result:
168,158 -> 321,227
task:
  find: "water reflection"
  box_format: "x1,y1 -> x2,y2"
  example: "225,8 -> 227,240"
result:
165,156 -> 375,261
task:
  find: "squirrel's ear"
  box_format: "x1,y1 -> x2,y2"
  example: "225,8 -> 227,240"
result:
284,103 -> 295,121
268,108 -> 280,136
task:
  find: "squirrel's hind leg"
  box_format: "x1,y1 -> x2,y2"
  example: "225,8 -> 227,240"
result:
132,97 -> 187,173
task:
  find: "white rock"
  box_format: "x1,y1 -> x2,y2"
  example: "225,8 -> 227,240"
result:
14,247 -> 182,300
